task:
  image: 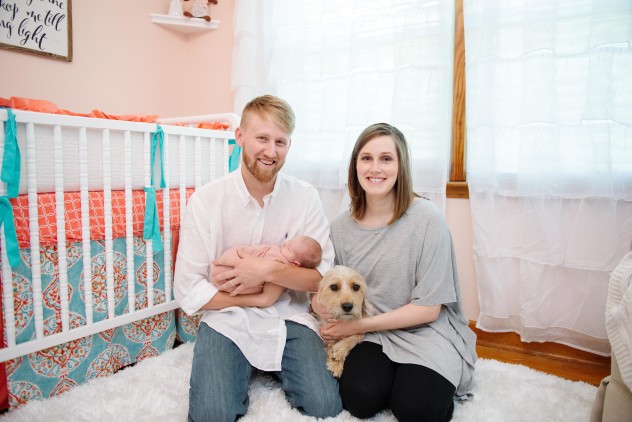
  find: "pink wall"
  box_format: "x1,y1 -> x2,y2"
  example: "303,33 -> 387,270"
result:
0,1 -> 481,321
446,198 -> 479,320
0,0 -> 234,117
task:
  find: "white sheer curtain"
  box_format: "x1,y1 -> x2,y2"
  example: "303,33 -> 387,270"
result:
464,0 -> 632,355
232,0 -> 455,218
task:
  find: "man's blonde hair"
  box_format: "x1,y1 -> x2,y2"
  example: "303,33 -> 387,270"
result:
240,95 -> 296,135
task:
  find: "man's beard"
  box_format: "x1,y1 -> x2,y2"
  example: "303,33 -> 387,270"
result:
243,153 -> 280,183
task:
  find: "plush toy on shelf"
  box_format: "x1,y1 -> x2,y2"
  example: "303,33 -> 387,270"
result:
182,0 -> 218,22
168,0 -> 183,16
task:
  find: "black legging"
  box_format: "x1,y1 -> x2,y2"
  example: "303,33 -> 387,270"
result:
339,342 -> 456,422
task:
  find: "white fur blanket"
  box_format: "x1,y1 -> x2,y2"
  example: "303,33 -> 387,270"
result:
1,342 -> 597,421
606,250 -> 632,390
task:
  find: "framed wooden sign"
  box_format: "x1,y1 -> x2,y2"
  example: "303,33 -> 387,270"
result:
0,0 -> 73,62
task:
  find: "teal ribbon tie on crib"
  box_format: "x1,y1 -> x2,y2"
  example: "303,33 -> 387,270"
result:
0,109 -> 21,267
1,109 -> 21,199
228,139 -> 241,172
150,125 -> 166,189
0,196 -> 20,268
143,125 -> 166,253
143,187 -> 163,252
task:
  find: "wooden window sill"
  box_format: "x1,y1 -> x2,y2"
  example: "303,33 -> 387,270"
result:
447,181 -> 469,199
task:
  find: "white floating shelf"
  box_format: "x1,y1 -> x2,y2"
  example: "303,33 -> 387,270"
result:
150,13 -> 220,34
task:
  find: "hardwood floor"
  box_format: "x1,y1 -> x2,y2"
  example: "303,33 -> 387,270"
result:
470,323 -> 610,386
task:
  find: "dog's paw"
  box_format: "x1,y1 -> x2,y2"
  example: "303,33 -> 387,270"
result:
331,344 -> 349,361
327,358 -> 343,378
326,345 -> 336,360
331,335 -> 363,360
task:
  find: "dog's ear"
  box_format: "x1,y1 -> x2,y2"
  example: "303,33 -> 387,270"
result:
362,299 -> 376,317
318,270 -> 334,293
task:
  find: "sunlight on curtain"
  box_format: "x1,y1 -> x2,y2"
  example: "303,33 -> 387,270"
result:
464,0 -> 632,354
232,0 -> 455,218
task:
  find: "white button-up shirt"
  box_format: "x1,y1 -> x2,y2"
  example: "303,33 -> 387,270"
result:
174,169 -> 334,371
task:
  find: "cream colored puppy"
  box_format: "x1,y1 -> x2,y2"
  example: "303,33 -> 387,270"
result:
314,265 -> 374,378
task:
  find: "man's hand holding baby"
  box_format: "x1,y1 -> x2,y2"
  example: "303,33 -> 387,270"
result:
212,254 -> 282,296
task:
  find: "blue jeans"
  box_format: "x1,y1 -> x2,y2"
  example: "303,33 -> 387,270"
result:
188,321 -> 342,422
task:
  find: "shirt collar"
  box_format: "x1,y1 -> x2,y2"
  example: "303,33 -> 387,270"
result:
233,168 -> 280,207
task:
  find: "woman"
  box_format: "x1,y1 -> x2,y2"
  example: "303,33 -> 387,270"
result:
317,123 -> 477,421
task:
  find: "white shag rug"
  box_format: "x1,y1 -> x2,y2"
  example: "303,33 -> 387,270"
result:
0,342 -> 598,422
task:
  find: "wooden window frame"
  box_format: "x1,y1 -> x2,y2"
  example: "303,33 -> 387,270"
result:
447,0 -> 469,199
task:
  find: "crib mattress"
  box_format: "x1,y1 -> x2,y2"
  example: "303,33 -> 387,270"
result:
1,109 -> 234,196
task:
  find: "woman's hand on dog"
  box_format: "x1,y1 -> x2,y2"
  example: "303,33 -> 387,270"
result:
320,319 -> 362,341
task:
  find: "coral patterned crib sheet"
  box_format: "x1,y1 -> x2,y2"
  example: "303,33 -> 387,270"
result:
0,189 -> 198,409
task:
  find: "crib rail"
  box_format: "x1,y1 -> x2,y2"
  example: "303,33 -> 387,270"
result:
158,112 -> 240,130
0,109 -> 238,362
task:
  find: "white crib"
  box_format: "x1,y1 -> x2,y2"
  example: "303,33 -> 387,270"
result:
0,108 -> 238,408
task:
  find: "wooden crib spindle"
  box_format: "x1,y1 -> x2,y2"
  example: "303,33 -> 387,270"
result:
162,133 -> 172,306
194,135 -> 202,190
102,129 -> 116,320
26,122 -> 45,340
143,131 -> 154,309
79,127 -> 94,325
124,130 -> 135,313
53,125 -> 70,333
179,135 -> 187,239
223,137 -> 230,177
210,137 -> 216,182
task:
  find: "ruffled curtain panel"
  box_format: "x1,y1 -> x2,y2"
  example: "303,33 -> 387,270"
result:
464,0 -> 632,355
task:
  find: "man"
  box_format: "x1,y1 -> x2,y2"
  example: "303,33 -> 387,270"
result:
174,95 -> 342,421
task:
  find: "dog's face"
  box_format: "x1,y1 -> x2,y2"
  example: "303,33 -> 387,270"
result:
318,266 -> 367,321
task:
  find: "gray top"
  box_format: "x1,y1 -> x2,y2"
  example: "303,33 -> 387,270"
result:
330,199 -> 477,398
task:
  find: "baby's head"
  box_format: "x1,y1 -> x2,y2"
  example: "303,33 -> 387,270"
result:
280,236 -> 322,268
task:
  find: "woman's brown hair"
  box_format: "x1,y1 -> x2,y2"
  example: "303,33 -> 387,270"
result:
347,123 -> 419,224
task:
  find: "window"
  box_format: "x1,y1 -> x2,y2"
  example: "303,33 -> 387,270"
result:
232,0 -> 457,209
